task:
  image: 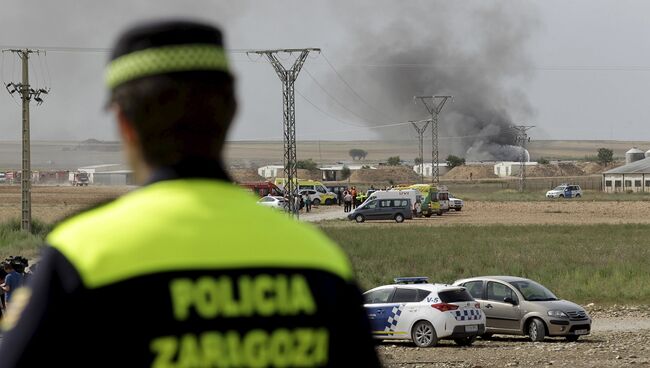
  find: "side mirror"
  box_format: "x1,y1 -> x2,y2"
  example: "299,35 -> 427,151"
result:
504,297 -> 518,305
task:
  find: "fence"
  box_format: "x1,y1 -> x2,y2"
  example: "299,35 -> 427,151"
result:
498,175 -> 603,191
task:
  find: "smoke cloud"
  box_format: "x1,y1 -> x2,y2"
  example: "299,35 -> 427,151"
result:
330,1 -> 539,161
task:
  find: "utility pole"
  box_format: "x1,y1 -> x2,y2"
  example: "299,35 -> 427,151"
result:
415,95 -> 452,185
3,49 -> 49,232
248,48 -> 320,218
411,119 -> 430,184
512,125 -> 534,192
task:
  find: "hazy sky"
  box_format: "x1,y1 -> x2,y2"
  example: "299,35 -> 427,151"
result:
0,0 -> 649,142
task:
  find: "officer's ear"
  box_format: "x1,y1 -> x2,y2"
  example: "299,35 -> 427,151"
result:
112,104 -> 140,148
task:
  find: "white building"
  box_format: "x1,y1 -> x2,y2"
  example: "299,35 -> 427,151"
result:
257,165 -> 284,179
319,164 -> 375,181
494,162 -> 538,177
412,163 -> 450,177
78,164 -> 134,185
602,157 -> 650,193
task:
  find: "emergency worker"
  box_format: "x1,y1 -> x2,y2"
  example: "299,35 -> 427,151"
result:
0,20 -> 379,367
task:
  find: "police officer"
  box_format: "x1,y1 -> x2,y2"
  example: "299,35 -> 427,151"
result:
0,20 -> 379,367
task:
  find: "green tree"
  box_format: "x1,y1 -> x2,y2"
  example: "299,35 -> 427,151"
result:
349,149 -> 368,160
414,157 -> 423,165
597,148 -> 614,165
446,155 -> 466,169
387,156 -> 401,166
296,159 -> 318,171
340,165 -> 351,180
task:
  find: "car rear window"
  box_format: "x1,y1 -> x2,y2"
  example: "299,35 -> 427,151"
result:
438,289 -> 474,303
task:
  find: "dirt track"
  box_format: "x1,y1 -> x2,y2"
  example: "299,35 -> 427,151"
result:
303,200 -> 650,225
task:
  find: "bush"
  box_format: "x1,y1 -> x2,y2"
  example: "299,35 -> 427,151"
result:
538,157 -> 550,165
341,166 -> 351,180
296,159 -> 318,171
349,149 -> 368,161
446,155 -> 466,169
597,148 -> 614,165
387,156 -> 401,166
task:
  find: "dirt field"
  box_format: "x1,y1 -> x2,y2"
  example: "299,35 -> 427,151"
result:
305,200 -> 650,225
378,307 -> 650,367
0,185 -> 131,223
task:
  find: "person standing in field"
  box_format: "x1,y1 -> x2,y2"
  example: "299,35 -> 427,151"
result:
350,186 -> 357,209
0,20 -> 379,367
0,262 -> 23,310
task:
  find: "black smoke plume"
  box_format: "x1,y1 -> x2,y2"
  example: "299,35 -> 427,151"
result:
330,1 -> 539,161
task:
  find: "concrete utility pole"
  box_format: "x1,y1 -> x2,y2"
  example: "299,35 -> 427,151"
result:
3,49 -> 48,232
512,125 -> 535,192
415,95 -> 452,185
248,48 -> 320,218
411,119 -> 431,184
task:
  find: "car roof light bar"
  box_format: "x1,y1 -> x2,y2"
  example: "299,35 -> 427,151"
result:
394,277 -> 429,284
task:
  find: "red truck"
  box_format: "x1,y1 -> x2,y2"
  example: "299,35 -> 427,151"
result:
240,182 -> 284,197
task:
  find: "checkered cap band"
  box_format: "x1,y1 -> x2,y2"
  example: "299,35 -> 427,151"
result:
105,44 -> 229,88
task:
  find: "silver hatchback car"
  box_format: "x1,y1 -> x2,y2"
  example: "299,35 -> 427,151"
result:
454,276 -> 591,342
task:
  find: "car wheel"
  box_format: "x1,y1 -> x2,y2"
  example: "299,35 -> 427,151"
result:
456,207 -> 462,212
424,213 -> 432,218
528,318 -> 546,342
480,333 -> 493,340
566,335 -> 580,342
575,194 -> 581,198
324,198 -> 332,205
436,211 -> 443,216
454,336 -> 476,346
412,321 -> 438,347
559,194 -> 564,198
313,198 -> 321,206
355,214 -> 365,223
394,214 -> 404,223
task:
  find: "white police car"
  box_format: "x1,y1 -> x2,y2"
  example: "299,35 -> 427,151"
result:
363,277 -> 486,347
546,184 -> 582,199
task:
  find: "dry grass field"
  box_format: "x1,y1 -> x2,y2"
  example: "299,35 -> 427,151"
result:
0,185 -> 130,223
223,139 -> 650,165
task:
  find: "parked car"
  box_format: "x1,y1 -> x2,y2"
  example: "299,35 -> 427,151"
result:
453,276 -> 591,342
298,189 -> 320,203
363,277 -> 485,347
546,184 -> 582,199
348,197 -> 413,223
256,196 -> 288,210
448,193 -> 464,211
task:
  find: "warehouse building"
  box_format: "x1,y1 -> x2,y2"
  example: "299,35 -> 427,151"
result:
602,155 -> 650,193
413,163 -> 450,177
493,162 -> 538,177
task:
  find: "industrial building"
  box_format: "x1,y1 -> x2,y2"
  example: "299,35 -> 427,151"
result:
78,164 -> 134,186
412,163 -> 450,177
602,148 -> 650,193
319,164 -> 375,181
493,162 -> 538,177
257,165 -> 284,179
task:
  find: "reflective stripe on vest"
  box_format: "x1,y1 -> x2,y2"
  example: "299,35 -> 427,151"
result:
47,179 -> 352,289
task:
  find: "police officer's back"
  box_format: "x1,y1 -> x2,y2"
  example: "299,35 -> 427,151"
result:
0,20 -> 379,367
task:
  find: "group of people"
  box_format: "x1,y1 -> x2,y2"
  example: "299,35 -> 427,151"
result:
341,186 -> 362,212
0,256 -> 30,318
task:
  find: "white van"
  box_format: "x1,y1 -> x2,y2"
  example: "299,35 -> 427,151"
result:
366,189 -> 422,214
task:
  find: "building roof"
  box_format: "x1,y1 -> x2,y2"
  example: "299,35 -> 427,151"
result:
604,157 -> 650,174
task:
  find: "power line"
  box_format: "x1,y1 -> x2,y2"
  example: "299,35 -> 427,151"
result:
295,89 -> 365,128
320,52 -> 392,119
302,67 -> 376,124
